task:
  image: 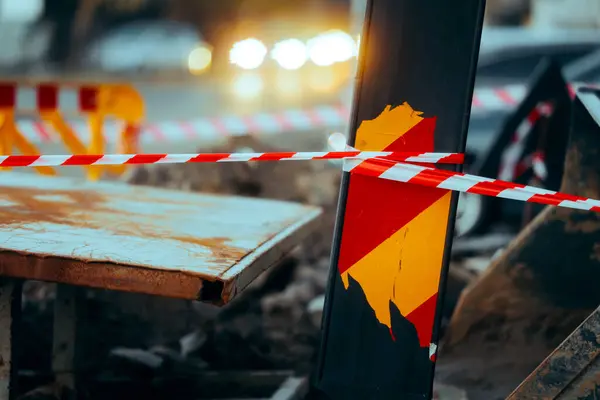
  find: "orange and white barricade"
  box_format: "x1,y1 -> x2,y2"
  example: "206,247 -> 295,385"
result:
0,81 -> 144,180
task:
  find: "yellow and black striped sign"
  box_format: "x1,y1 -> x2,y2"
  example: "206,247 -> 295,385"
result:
314,0 -> 485,398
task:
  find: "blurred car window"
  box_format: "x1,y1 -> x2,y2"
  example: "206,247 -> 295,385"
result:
478,46 -> 594,79
83,20 -> 207,72
476,27 -> 600,84
564,48 -> 600,82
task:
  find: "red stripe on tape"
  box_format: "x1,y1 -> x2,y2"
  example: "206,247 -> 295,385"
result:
496,88 -> 517,105
125,154 -> 167,164
180,122 -> 199,140
33,122 -> 52,142
189,153 -> 231,162
316,151 -> 361,160
438,154 -> 465,164
2,155 -> 41,167
146,124 -> 166,142
209,118 -> 229,137
350,157 -> 395,178
408,169 -> 453,187
273,114 -> 294,131
251,152 -> 296,161
467,180 -> 519,197
61,155 -> 103,165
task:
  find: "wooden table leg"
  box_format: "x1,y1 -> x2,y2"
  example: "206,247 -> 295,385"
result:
52,284 -> 84,396
0,279 -> 22,400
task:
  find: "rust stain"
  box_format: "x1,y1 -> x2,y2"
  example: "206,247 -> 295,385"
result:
0,186 -> 248,265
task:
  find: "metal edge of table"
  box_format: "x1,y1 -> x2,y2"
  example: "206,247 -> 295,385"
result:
0,206 -> 322,304
220,207 -> 323,303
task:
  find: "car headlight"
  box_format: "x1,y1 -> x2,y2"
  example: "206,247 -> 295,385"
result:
188,45 -> 212,74
307,30 -> 357,66
271,38 -> 308,70
229,38 -> 268,70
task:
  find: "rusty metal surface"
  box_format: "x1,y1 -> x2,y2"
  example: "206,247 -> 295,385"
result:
0,172 -> 321,303
507,307 -> 600,399
556,359 -> 600,399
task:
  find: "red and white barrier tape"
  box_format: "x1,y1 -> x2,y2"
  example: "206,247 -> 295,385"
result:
343,157 -> 600,212
2,146 -> 600,213
471,84 -> 526,110
11,82 -> 600,144
498,102 -> 554,181
2,148 -> 599,212
531,151 -> 548,181
14,84 -> 533,144
0,151 -> 463,168
16,104 -> 350,144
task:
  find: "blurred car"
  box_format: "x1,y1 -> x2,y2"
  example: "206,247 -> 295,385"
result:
476,26 -> 600,85
82,20 -> 213,75
221,11 -> 357,107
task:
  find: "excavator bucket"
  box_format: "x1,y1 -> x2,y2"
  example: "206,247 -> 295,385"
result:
438,85 -> 600,399
506,85 -> 600,400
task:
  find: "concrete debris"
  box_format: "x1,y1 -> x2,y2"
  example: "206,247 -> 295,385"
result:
433,383 -> 469,400
306,295 -> 325,328
110,348 -> 164,369
179,330 -> 207,359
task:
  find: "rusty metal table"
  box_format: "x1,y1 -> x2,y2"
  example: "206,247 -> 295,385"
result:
0,172 -> 322,399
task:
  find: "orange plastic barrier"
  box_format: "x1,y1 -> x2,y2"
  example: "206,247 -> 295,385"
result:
0,82 -> 144,180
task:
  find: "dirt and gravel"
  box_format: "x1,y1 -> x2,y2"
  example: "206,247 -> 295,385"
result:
15,133 -> 560,400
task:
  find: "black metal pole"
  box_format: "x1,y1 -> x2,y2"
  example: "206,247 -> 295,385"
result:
312,1 -> 485,399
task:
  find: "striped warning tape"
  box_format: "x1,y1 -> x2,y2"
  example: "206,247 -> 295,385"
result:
16,104 -> 350,144
343,157 -> 600,212
470,84 -> 526,110
0,150 -> 463,168
4,145 -> 594,213
498,102 -> 554,181
11,82 -> 600,145
13,84 -> 531,144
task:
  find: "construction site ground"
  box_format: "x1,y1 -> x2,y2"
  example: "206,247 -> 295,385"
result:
11,130 -> 557,400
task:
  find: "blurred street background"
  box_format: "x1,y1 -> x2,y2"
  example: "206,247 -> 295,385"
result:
1,0 -> 597,155
3,0 -> 599,237
2,0 -> 600,270
2,2 -> 600,399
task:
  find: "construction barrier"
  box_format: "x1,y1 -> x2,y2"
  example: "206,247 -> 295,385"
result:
10,81 -> 598,148
13,84 -> 532,146
0,81 -> 144,180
